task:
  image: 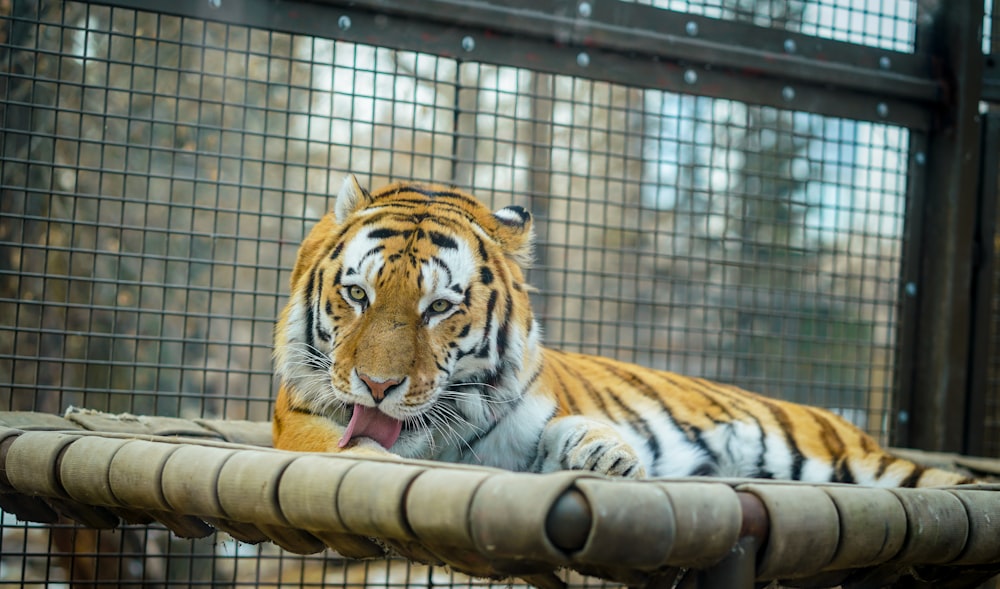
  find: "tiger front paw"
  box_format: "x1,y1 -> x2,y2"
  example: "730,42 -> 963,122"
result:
566,436 -> 646,478
536,417 -> 647,478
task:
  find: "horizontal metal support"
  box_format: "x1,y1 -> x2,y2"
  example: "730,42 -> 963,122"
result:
331,0 -> 937,102
89,0 -> 940,129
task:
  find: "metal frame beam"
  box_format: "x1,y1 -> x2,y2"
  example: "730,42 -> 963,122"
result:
327,0 -> 935,98
95,0 -> 942,129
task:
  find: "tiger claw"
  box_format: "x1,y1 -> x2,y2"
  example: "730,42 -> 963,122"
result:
537,416 -> 647,479
567,438 -> 646,478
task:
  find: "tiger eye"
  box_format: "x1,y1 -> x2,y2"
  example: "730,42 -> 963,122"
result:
348,285 -> 367,302
430,299 -> 452,314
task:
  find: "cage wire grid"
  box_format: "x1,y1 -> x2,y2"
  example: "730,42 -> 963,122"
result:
0,0 -> 988,586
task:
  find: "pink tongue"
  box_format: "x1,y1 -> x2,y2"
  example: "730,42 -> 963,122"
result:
338,405 -> 403,449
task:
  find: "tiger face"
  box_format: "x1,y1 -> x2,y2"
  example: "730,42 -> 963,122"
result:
273,176 -> 543,459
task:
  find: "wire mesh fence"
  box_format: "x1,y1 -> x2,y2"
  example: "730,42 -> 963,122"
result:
0,0 -> 995,586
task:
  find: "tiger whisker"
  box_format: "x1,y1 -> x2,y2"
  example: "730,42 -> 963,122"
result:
441,384 -> 519,405
425,406 -> 482,463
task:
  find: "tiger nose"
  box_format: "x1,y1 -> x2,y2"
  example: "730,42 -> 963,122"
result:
358,373 -> 403,404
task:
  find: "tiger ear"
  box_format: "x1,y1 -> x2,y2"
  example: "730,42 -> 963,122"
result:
492,205 -> 534,267
335,174 -> 372,223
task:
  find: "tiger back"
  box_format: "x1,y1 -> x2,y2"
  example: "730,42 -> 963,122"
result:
272,176 -> 975,487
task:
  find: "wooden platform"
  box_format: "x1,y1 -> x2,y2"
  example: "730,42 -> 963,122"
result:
0,409 -> 997,589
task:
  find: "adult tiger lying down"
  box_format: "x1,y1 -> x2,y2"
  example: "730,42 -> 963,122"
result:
272,176 -> 974,487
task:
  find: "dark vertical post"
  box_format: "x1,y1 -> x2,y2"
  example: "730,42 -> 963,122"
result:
966,113 -> 1000,456
901,2 -> 985,452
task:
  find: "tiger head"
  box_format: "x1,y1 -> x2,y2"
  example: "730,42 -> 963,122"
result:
274,176 -> 542,456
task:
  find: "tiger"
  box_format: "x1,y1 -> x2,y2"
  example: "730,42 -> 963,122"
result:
272,175 -> 976,487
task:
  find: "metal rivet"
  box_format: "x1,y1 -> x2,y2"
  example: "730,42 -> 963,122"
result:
461,36 -> 475,52
897,410 -> 909,424
879,55 -> 891,69
337,15 -> 351,30
683,69 -> 698,84
915,151 -> 926,165
685,21 -> 699,36
876,102 -> 889,118
783,38 -> 796,53
578,2 -> 592,17
781,86 -> 795,101
576,52 -> 590,67
905,282 -> 917,297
